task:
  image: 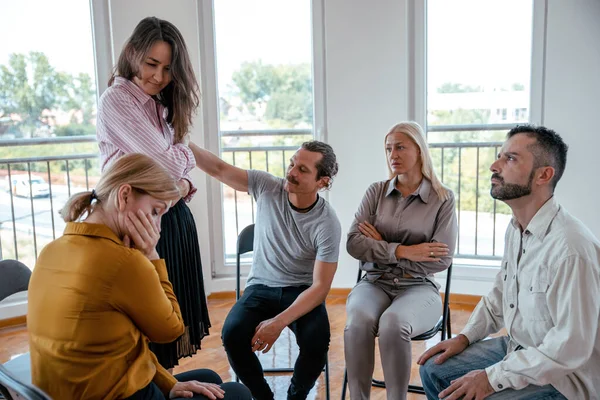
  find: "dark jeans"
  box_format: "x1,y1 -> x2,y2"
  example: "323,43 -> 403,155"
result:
221,284 -> 330,400
125,369 -> 252,400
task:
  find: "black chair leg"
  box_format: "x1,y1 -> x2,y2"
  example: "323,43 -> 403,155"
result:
371,378 -> 385,388
325,359 -> 330,400
341,369 -> 348,400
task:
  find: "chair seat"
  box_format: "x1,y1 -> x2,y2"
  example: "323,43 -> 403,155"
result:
1,352 -> 50,400
413,315 -> 443,341
3,353 -> 31,385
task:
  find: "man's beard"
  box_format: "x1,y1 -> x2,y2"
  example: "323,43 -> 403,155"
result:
490,170 -> 535,200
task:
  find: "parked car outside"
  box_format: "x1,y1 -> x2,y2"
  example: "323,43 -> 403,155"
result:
5,175 -> 50,198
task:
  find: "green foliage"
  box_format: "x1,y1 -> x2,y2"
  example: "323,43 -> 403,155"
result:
429,108 -> 490,127
0,142 -> 99,176
427,87 -> 510,215
232,61 -> 281,109
437,82 -> 482,93
66,73 -> 97,125
221,134 -> 311,178
0,52 -> 96,138
230,60 -> 312,127
430,146 -> 510,215
265,90 -> 313,127
54,123 -> 96,137
511,82 -> 525,91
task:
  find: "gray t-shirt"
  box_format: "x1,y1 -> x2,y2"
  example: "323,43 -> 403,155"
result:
245,170 -> 342,288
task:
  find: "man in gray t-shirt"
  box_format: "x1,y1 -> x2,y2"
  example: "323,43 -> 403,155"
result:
192,140 -> 341,400
246,169 -> 341,288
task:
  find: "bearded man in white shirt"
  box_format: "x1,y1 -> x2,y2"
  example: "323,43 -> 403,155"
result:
418,125 -> 600,400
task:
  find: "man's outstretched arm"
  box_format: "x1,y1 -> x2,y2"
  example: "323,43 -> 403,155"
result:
189,142 -> 249,192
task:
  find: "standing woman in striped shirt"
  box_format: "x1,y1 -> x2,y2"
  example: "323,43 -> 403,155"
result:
96,17 -> 210,370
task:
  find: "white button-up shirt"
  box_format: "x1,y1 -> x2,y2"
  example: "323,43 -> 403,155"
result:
461,197 -> 600,399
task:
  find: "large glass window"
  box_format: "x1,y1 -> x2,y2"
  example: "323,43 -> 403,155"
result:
213,0 -> 314,265
0,0 -> 98,268
426,0 -> 534,263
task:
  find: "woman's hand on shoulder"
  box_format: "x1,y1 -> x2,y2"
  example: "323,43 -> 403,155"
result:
177,178 -> 191,198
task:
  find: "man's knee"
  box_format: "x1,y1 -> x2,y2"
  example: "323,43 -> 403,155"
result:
222,306 -> 252,350
298,330 -> 330,357
297,311 -> 330,355
419,356 -> 441,385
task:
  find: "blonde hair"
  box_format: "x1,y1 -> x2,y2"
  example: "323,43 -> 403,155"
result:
385,121 -> 450,201
60,153 -> 181,222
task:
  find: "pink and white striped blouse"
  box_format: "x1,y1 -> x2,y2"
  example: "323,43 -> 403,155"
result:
96,76 -> 197,201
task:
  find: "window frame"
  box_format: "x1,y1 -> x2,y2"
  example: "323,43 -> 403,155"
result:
419,0 -> 547,266
201,0 -> 326,277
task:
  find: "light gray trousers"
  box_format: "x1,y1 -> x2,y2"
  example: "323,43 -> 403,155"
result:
344,274 -> 442,400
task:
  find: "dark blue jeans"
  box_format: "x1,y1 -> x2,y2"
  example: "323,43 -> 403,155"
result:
221,284 -> 330,400
125,369 -> 252,400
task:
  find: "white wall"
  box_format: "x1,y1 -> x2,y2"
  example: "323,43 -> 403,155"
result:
324,0 -> 411,288
545,0 -> 600,238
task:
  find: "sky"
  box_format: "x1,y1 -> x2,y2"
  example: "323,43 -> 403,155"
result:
213,0 -> 313,93
0,0 -> 533,98
427,0 -> 533,92
0,0 -> 96,78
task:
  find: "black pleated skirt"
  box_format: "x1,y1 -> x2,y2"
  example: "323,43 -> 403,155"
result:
149,199 -> 211,369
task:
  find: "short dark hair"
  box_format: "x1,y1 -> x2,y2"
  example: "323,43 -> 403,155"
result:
301,141 -> 339,189
507,124 -> 568,190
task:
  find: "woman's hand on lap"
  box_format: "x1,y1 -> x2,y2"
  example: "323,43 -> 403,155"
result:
169,381 -> 225,399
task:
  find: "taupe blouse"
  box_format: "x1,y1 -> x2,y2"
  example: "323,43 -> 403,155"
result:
346,177 -> 457,278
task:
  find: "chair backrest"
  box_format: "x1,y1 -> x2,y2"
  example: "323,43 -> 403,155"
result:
0,364 -> 51,400
236,224 -> 255,300
0,260 -> 31,302
237,224 -> 255,256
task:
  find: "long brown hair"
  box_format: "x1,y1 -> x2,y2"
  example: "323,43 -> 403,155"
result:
60,154 -> 181,222
385,122 -> 450,201
109,17 -> 200,144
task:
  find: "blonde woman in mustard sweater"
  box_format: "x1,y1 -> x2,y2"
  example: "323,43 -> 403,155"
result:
27,153 -> 251,400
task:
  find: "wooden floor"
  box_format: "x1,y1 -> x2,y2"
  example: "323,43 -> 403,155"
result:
0,294 -> 475,400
